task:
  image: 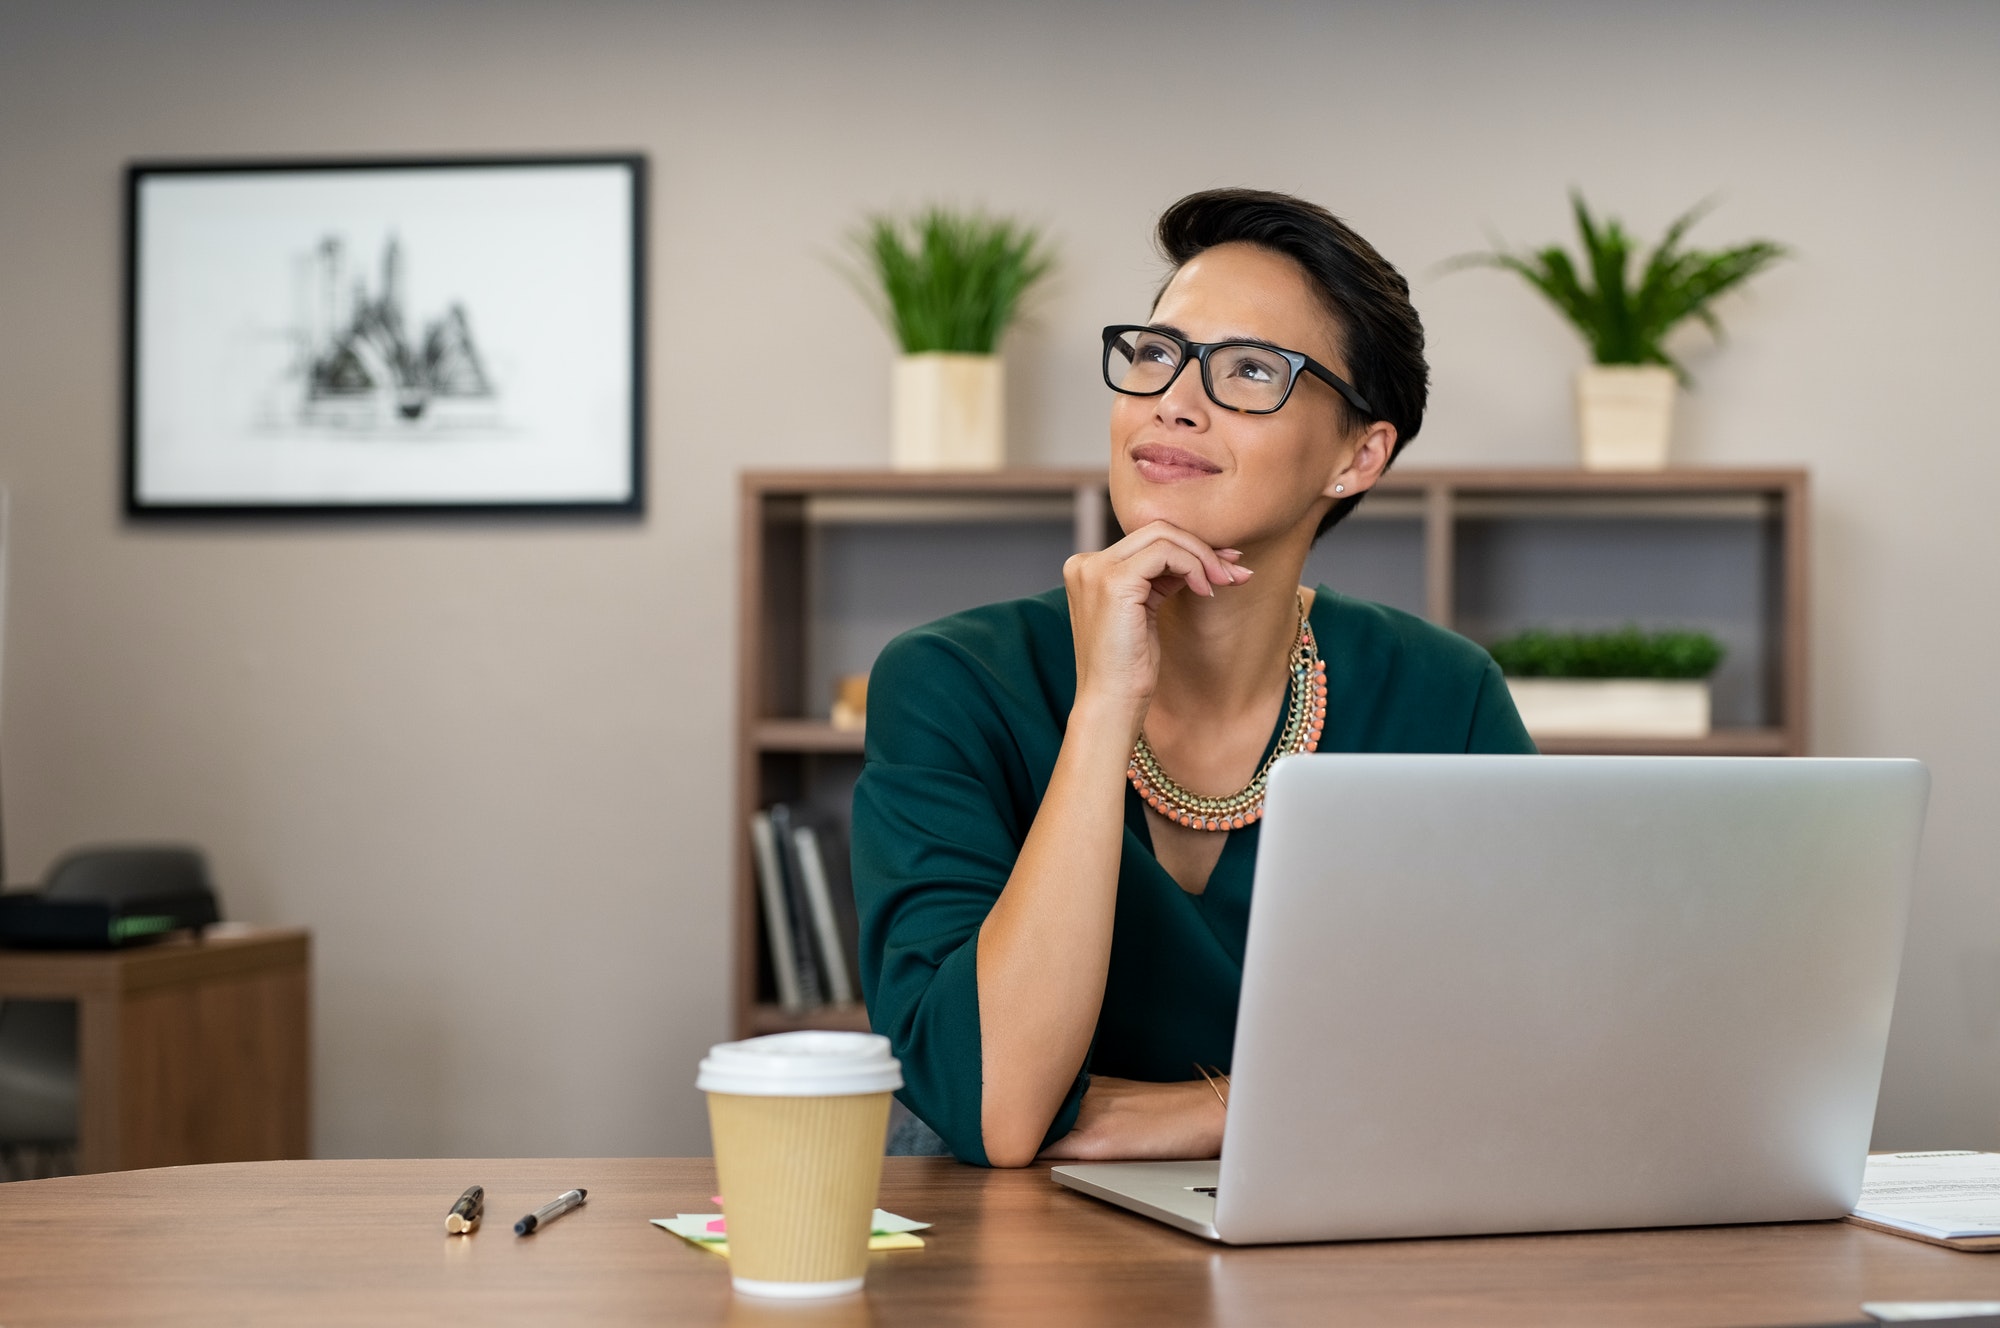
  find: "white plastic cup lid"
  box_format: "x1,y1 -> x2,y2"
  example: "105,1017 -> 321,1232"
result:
697,1031 -> 904,1097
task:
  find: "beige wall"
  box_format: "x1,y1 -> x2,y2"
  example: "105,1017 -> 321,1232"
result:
0,1 -> 1994,1158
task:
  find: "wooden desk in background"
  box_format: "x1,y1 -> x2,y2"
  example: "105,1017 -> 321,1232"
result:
0,925 -> 309,1173
4,1156 -> 2000,1325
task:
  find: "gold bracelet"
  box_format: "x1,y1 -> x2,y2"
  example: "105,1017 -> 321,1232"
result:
1193,1062 -> 1229,1109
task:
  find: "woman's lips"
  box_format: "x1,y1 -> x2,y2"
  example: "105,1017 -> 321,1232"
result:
1131,443 -> 1222,482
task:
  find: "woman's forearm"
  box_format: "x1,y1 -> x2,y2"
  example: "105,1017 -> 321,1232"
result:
976,693 -> 1139,1166
974,522 -> 1241,1166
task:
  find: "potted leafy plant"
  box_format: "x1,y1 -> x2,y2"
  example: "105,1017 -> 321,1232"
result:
1455,194 -> 1787,470
849,208 -> 1055,471
1486,626 -> 1726,739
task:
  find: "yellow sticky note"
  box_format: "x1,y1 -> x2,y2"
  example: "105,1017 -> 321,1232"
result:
651,1216 -> 925,1259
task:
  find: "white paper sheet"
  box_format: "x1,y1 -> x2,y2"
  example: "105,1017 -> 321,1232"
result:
1854,1152 -> 2000,1240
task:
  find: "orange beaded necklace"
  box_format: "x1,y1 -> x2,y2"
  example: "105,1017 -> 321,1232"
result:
1126,591 -> 1327,832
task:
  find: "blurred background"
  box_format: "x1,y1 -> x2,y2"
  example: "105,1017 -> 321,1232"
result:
0,0 -> 1994,1160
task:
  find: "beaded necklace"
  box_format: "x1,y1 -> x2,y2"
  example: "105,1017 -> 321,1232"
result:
1127,591 -> 1327,832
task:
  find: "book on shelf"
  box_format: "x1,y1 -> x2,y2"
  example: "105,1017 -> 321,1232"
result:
765,804 -> 825,1008
809,816 -> 862,998
749,803 -> 864,1016
791,820 -> 856,1005
748,811 -> 804,1012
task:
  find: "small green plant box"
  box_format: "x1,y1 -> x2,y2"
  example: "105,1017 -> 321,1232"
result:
1486,627 -> 1724,680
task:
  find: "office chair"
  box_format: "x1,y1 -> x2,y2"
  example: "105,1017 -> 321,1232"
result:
0,847 -> 216,1179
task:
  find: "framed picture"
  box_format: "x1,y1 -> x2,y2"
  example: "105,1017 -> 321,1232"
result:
124,154 -> 645,516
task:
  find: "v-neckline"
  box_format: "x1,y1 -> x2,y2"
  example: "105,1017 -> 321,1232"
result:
1128,587 -> 1329,901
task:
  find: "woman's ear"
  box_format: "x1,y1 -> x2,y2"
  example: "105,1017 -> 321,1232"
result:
1322,420 -> 1398,500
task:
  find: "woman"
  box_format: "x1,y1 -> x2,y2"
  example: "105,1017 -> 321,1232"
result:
852,188 -> 1535,1167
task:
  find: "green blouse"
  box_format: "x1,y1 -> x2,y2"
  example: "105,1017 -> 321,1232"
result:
851,586 -> 1536,1165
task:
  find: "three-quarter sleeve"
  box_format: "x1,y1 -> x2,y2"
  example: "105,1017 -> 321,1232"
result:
850,625 -> 1086,1165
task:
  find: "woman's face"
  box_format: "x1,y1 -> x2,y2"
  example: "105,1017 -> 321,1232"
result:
1107,241 -> 1388,555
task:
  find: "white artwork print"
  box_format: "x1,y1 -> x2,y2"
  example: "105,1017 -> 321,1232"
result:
133,162 -> 638,507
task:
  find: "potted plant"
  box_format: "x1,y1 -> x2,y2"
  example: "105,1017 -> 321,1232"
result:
1455,194 -> 1787,470
849,208 -> 1055,471
1486,626 -> 1725,739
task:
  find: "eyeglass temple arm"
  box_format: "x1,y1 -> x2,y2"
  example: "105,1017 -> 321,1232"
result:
1300,358 -> 1374,417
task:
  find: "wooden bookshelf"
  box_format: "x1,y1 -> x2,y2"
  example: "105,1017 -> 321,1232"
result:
733,467 -> 1810,1037
734,470 -> 1107,1039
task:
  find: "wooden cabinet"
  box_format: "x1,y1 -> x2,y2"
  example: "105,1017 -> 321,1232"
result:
0,925 -> 310,1172
734,468 -> 1808,1036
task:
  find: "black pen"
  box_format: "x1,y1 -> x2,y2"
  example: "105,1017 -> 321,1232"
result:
514,1188 -> 587,1236
445,1184 -> 484,1234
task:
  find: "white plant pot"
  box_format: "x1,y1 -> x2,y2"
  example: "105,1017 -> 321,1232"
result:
1575,365 -> 1676,471
1504,677 -> 1712,740
891,353 -> 1004,471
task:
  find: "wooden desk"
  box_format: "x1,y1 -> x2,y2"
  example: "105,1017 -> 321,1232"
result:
3,1156 -> 1999,1325
0,925 -> 309,1172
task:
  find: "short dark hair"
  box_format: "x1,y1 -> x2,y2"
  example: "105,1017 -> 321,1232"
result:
1154,188 -> 1428,538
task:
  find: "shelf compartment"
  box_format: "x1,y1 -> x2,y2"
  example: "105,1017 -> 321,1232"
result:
804,516 -> 1075,726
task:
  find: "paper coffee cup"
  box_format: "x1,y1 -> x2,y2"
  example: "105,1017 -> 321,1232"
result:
698,1031 -> 903,1299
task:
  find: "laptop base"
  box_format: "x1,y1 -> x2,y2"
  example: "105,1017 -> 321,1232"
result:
1051,1161 -> 1221,1240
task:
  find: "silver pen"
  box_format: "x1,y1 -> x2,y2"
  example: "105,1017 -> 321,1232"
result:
514,1187 -> 587,1236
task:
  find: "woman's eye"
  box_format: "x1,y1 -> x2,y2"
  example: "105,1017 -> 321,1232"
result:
1229,357 -> 1275,383
1136,341 -> 1177,366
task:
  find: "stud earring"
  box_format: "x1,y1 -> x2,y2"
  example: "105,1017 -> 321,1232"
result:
1334,484 -> 1345,493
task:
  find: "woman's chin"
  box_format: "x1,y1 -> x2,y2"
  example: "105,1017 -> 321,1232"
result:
1120,498 -> 1208,540
1111,492 -> 1237,549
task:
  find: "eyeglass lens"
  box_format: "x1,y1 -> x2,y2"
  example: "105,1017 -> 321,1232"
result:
1105,329 -> 1296,413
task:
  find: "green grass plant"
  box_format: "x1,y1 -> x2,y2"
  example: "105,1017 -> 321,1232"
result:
1451,193 -> 1787,380
1486,626 -> 1725,680
850,208 -> 1055,355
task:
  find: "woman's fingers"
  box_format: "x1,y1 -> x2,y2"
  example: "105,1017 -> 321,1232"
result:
1134,536 -> 1222,598
1065,521 -> 1253,709
1090,528 -> 1255,605
1134,528 -> 1253,598
1097,520 -> 1245,592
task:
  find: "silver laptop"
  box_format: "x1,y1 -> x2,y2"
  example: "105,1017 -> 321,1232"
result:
1053,754 -> 1930,1244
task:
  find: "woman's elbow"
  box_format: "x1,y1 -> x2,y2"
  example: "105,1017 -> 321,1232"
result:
981,1110 -> 1053,1168
983,1134 -> 1042,1168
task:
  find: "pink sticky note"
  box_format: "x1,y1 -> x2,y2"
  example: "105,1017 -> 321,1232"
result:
705,1217 -> 727,1234
710,1196 -> 725,1206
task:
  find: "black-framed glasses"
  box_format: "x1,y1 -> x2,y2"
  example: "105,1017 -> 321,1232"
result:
1101,324 -> 1374,418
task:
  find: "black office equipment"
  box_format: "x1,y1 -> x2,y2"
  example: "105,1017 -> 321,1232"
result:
0,847 -> 220,949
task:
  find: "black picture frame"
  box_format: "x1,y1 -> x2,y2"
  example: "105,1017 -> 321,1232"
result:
123,153 -> 647,518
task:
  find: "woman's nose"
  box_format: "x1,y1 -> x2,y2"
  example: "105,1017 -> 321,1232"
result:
1156,358 -> 1209,428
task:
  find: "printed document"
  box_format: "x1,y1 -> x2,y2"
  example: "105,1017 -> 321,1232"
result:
1854,1151 -> 2000,1240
